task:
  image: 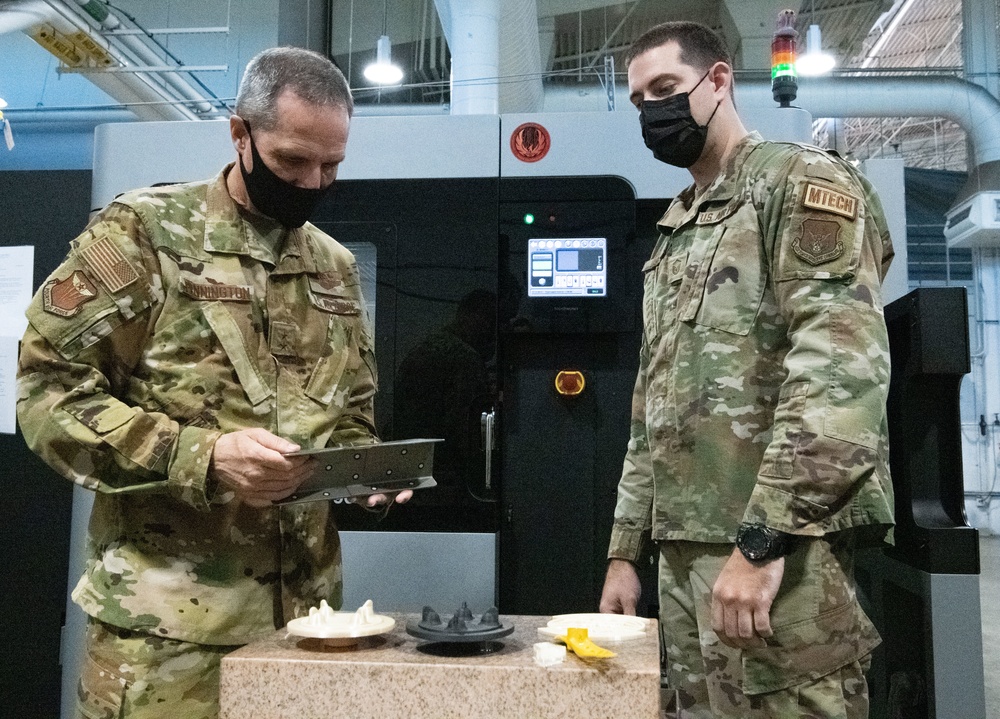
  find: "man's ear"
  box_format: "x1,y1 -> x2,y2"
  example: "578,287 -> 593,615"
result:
709,61 -> 733,99
230,115 -> 249,153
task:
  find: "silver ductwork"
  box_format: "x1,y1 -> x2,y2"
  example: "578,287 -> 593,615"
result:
0,0 -> 218,122
737,75 -> 1000,167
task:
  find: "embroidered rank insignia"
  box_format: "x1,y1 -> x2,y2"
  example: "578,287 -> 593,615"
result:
43,270 -> 99,317
802,183 -> 859,220
81,237 -> 139,293
793,218 -> 845,265
668,255 -> 686,284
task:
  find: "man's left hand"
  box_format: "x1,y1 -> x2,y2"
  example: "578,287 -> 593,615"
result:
356,490 -> 413,508
711,548 -> 784,649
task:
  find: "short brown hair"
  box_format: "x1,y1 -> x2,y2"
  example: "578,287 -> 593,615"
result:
625,21 -> 733,73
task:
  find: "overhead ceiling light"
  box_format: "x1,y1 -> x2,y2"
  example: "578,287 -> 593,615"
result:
363,34 -> 403,85
796,24 -> 836,76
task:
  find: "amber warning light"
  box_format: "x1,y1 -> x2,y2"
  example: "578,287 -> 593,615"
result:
555,370 -> 586,396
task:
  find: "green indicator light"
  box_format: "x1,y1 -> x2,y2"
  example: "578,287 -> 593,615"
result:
771,63 -> 796,79
524,213 -> 535,225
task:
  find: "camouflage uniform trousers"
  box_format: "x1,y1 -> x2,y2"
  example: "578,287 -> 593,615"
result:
77,617 -> 242,719
658,536 -> 877,719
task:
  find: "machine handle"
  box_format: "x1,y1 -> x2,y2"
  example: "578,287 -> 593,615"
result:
481,410 -> 494,489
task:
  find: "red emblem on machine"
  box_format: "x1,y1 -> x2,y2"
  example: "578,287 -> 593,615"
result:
510,122 -> 551,163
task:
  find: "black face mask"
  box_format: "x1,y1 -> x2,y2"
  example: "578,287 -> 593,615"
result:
238,122 -> 331,229
639,70 -> 720,168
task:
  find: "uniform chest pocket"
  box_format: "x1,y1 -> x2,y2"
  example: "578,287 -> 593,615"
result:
202,302 -> 273,406
303,286 -> 367,407
688,208 -> 766,337
643,248 -> 691,343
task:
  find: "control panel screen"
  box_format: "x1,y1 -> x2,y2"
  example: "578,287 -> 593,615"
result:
528,238 -> 606,297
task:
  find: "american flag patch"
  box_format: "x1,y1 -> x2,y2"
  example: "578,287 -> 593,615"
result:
81,237 -> 139,293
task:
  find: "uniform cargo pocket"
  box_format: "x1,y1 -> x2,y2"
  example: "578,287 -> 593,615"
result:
759,381 -> 809,479
742,599 -> 880,695
825,304 -> 886,449
77,647 -> 128,719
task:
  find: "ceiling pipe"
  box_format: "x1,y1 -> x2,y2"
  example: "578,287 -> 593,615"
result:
735,75 -> 1000,167
0,0 -> 53,33
51,0 -> 218,116
2,1 -> 197,121
542,74 -> 1000,167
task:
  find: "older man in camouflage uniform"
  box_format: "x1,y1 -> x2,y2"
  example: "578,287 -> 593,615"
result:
599,22 -> 894,718
17,47 -> 407,719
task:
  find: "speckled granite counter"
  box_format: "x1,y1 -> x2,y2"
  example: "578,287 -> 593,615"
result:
219,613 -> 660,719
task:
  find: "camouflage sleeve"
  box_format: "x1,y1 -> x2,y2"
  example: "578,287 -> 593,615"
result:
16,204 -> 221,511
608,341 -> 654,563
746,151 -> 893,534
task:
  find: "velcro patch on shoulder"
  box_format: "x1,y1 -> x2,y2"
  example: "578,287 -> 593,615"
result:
80,236 -> 139,293
792,218 -> 845,265
42,270 -> 101,317
802,182 -> 859,220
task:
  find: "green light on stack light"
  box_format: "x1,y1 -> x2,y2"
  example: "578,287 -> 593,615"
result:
771,63 -> 796,80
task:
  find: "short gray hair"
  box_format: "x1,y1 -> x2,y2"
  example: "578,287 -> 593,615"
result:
235,47 -> 353,131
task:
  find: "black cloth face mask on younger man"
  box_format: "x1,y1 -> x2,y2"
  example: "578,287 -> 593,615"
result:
639,70 -> 721,168
238,120 -> 332,228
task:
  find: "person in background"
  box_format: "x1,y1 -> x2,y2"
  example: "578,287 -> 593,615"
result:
599,21 -> 894,719
17,46 -> 408,718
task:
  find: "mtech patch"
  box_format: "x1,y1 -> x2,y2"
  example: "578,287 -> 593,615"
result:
802,182 -> 859,220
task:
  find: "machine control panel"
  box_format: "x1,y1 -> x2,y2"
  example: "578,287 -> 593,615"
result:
528,238 -> 606,297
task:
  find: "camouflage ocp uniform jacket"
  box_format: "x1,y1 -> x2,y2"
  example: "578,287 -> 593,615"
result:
17,166 -> 377,645
609,133 -> 895,562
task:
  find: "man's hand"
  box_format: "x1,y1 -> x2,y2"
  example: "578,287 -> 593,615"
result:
355,489 -> 413,508
209,428 -> 315,507
599,558 -> 642,615
711,548 -> 784,649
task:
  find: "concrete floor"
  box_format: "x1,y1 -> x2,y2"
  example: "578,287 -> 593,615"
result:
981,535 -> 999,719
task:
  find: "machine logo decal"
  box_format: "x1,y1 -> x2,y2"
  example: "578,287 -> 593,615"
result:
510,122 -> 551,163
43,270 -> 99,317
793,218 -> 844,265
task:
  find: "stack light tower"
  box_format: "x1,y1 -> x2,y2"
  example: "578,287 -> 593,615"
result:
771,9 -> 799,107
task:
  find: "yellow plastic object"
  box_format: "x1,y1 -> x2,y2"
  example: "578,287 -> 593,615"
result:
556,626 -> 616,659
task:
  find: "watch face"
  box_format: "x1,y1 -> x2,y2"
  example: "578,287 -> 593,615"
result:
738,526 -> 771,560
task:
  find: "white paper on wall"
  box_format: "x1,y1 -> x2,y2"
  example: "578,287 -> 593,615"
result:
0,245 -> 33,338
0,337 -> 17,434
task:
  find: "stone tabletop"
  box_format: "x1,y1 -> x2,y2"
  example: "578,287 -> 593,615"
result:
219,613 -> 660,719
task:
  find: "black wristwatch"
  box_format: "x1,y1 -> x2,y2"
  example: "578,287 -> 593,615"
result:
735,523 -> 793,563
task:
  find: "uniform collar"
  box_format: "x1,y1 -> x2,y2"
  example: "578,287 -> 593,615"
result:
203,164 -> 317,272
656,132 -> 763,233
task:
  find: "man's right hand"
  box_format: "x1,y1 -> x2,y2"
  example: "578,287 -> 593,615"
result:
599,558 -> 642,615
209,428 -> 315,507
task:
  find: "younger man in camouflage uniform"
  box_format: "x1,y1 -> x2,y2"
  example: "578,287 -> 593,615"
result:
17,47 -> 409,718
599,22 -> 894,718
